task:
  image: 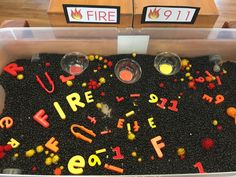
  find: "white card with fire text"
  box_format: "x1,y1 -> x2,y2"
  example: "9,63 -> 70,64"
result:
63,5 -> 119,24
144,6 -> 199,23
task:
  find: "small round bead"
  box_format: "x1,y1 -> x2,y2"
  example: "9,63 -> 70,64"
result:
188,76 -> 193,80
25,149 -> 35,157
99,77 -> 106,84
131,151 -> 137,157
177,147 -> 185,157
45,157 -> 52,166
66,81 -> 73,87
137,157 -> 142,162
17,74 -> 24,80
52,155 -> 60,164
185,72 -> 191,77
212,120 -> 218,126
82,82 -> 87,87
36,145 -> 44,153
88,55 -> 95,61
128,132 -> 135,141
96,103 -> 102,109
132,53 -> 137,58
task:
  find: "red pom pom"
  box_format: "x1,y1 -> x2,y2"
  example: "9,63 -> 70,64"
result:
107,61 -> 113,67
4,144 -> 13,152
159,82 -> 165,88
0,152 -> 6,159
208,83 -> 215,90
0,146 -> 4,152
45,62 -> 50,67
201,138 -> 215,150
100,92 -> 105,96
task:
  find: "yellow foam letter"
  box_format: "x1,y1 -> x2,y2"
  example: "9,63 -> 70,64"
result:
53,102 -> 66,120
68,155 -> 85,174
84,91 -> 94,103
7,138 -> 20,148
66,93 -> 85,111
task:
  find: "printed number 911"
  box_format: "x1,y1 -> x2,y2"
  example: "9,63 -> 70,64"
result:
161,9 -> 191,21
147,7 -> 196,22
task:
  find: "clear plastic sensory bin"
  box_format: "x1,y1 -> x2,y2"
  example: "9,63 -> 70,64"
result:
0,28 -> 236,177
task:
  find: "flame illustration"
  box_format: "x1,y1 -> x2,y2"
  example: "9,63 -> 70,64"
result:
71,9 -> 82,20
148,8 -> 160,19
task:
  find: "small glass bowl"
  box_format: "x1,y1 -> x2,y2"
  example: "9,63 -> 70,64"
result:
154,52 -> 181,76
60,52 -> 89,75
114,58 -> 142,84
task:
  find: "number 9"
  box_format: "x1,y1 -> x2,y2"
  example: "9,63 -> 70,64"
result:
88,154 -> 101,167
149,94 -> 158,103
164,10 -> 172,20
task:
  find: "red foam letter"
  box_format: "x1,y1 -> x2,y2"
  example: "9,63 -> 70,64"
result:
33,109 -> 49,128
3,63 -> 24,76
202,94 -> 213,103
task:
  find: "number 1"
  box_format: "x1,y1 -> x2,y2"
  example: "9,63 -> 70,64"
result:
112,146 -> 124,160
185,11 -> 191,21
177,10 -> 181,20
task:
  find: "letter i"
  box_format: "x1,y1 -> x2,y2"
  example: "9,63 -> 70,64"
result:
54,102 -> 66,120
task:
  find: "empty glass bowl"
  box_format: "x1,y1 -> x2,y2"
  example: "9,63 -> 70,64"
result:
154,52 -> 181,76
60,52 -> 89,75
114,58 -> 142,84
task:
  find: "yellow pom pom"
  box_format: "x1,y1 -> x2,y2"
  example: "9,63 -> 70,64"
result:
66,81 -> 73,87
128,132 -> 135,141
45,150 -> 49,155
137,157 -> 142,162
181,59 -> 189,67
185,72 -> 191,77
177,147 -> 185,157
17,74 -> 24,80
82,82 -> 87,87
212,120 -> 218,126
99,77 -> 106,84
95,55 -> 99,59
188,76 -> 193,80
52,155 -> 60,164
96,103 -> 102,109
36,145 -> 44,153
25,149 -> 35,157
132,53 -> 137,58
14,153 -> 19,158
93,69 -> 98,73
131,151 -> 137,157
103,65 -> 107,69
50,153 -> 55,157
180,78 -> 184,82
45,157 -> 52,166
186,67 -> 190,71
88,55 -> 95,61
99,56 -> 103,61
